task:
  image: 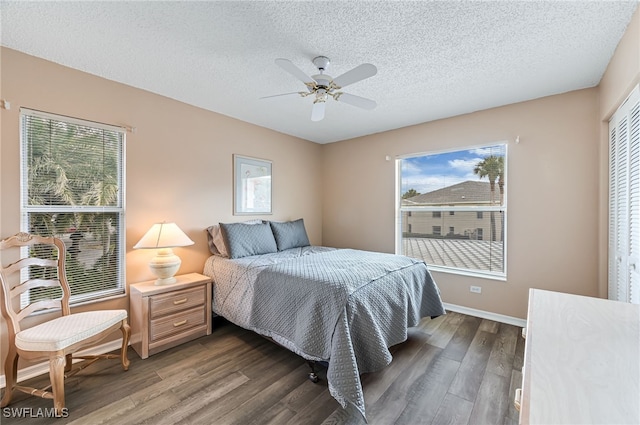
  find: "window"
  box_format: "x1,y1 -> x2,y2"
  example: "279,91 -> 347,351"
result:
21,108 -> 126,305
399,143 -> 506,278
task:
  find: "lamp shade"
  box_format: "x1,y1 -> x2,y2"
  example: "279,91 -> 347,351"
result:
133,222 -> 194,285
133,222 -> 194,249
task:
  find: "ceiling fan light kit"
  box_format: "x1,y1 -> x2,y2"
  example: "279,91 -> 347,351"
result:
267,55 -> 378,121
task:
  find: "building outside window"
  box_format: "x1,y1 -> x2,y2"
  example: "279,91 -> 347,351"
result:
399,143 -> 506,278
20,109 -> 126,306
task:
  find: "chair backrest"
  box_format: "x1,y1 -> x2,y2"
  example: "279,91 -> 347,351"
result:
0,232 -> 71,336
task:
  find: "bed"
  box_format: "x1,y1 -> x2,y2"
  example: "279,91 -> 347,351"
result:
203,219 -> 445,420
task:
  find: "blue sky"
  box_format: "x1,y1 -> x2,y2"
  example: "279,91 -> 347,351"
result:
401,145 -> 504,195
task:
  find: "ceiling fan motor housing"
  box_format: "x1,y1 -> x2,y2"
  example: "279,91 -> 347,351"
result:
312,75 -> 333,89
312,56 -> 331,72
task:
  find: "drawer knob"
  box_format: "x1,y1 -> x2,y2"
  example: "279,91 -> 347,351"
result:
173,320 -> 188,327
173,298 -> 188,305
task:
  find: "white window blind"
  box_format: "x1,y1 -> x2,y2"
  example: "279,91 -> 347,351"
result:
20,108 -> 126,306
609,85 -> 640,304
398,143 -> 507,278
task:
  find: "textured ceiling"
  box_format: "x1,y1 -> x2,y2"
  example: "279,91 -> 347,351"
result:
1,1 -> 638,144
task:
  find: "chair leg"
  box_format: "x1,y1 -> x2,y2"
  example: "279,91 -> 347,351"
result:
65,353 -> 73,373
49,354 -> 66,416
1,347 -> 19,408
120,319 -> 131,371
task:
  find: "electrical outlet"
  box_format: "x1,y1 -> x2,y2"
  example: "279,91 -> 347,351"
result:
470,286 -> 482,294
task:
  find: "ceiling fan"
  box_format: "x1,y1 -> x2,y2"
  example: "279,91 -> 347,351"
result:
263,56 -> 377,122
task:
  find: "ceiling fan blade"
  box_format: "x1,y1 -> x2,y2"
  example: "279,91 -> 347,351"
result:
275,58 -> 315,85
335,92 -> 377,110
260,92 -> 303,99
332,63 -> 377,89
311,102 -> 326,121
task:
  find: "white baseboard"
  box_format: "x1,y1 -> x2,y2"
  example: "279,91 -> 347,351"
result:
443,302 -> 527,328
0,339 -> 124,389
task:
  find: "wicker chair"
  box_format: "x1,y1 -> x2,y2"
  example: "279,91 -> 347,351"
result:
0,232 -> 130,415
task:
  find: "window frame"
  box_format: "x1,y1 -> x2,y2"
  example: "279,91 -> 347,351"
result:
396,142 -> 508,280
20,108 -> 127,306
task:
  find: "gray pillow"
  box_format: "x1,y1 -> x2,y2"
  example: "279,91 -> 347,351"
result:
206,219 -> 262,257
269,219 -> 310,251
219,221 -> 278,259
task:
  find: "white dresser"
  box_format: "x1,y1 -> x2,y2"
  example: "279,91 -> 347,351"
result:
519,289 -> 640,424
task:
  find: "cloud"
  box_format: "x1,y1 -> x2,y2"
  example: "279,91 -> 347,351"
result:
448,158 -> 482,174
400,160 -> 423,176
401,144 -> 505,194
402,174 -> 469,195
469,146 -> 505,157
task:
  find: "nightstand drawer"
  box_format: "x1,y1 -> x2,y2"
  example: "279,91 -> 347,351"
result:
149,286 -> 205,318
150,306 -> 206,342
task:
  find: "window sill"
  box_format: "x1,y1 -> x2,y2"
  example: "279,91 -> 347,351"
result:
27,292 -> 127,317
428,265 -> 506,282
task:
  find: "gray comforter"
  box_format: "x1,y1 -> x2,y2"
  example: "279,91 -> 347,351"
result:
204,246 -> 445,420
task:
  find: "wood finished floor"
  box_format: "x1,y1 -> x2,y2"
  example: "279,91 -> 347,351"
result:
2,311 -> 524,425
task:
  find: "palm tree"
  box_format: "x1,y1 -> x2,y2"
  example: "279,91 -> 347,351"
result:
473,155 -> 504,241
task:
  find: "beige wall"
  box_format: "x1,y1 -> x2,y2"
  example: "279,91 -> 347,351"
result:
322,88 -> 601,319
598,7 -> 640,298
0,47 -> 322,368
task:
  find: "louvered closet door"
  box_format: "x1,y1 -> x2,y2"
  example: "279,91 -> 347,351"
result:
609,85 -> 640,304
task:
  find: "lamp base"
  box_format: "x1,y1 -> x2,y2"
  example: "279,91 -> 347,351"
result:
154,276 -> 177,286
149,248 -> 181,285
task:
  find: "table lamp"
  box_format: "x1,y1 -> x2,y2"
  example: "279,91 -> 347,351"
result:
133,222 -> 194,285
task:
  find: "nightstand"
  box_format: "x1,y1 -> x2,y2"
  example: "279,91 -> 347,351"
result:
130,272 -> 212,359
